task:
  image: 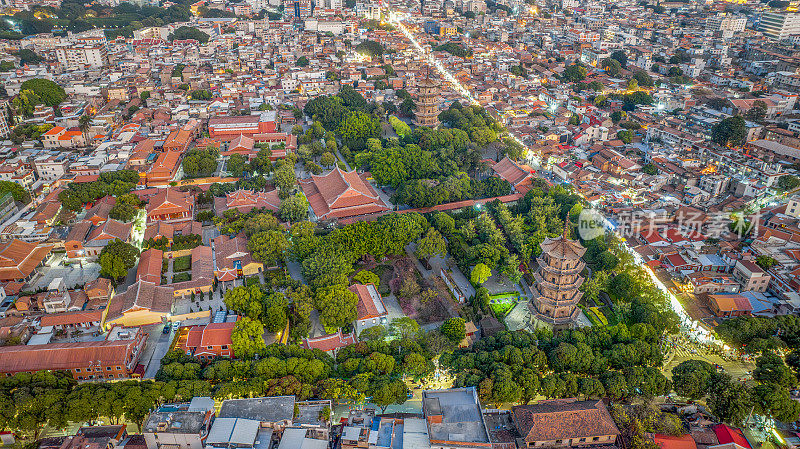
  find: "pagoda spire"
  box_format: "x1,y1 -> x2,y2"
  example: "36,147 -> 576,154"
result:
529,216 -> 587,328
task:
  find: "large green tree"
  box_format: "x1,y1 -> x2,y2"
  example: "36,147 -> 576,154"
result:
711,116 -> 747,147
414,227 -> 446,260
601,58 -> 621,76
279,193 -> 309,222
231,317 -> 267,358
337,110 -> 380,151
314,284 -> 358,330
263,292 -> 289,333
273,164 -> 296,193
753,352 -> 796,389
223,285 -> 265,320
169,26 -> 210,43
227,153 -> 247,177
441,317 -> 466,343
671,360 -> 716,400
470,263 -> 491,285
99,240 -> 139,281
562,64 -> 587,83
248,230 -> 289,266
20,78 -> 66,107
371,379 -> 409,413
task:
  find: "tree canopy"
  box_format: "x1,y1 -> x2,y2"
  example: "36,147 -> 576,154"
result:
20,78 -> 66,107
711,116 -> 747,147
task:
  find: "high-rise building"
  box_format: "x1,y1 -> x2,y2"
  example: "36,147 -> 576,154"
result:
414,76 -> 440,128
0,100 -> 10,139
529,224 -> 586,327
759,11 -> 800,40
284,0 -> 313,20
707,14 -> 747,33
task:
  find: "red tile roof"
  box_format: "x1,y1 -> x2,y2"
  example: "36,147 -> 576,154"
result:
170,246 -> 214,291
213,235 -> 256,272
654,434 -> 698,449
137,249 -> 163,285
713,425 -> 751,449
302,330 -> 356,353
665,253 -> 689,268
87,219 -> 133,243
349,283 -> 387,320
300,167 -> 390,221
200,322 -> 234,348
146,188 -> 194,218
39,310 -> 104,327
664,228 -> 687,243
214,189 -> 281,214
0,337 -> 140,374
512,399 -> 620,443
105,280 -> 173,323
0,240 -> 53,281
493,156 -> 533,187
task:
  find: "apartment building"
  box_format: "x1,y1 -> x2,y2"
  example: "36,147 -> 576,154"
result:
759,11 -> 800,40
733,259 -> 772,293
707,14 -> 747,33
33,154 -> 70,182
55,44 -> 109,70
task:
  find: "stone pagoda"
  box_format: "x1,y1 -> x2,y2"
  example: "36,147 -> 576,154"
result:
414,75 -> 440,128
529,222 -> 587,327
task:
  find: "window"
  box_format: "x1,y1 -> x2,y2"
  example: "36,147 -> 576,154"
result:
107,366 -> 112,371
593,437 -> 600,441
207,346 -> 213,350
221,345 -> 228,350
75,368 -> 81,372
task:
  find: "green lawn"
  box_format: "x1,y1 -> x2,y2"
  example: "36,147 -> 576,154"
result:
172,272 -> 191,283
490,300 -> 517,318
489,292 -> 519,300
173,255 -> 191,272
597,306 -> 619,326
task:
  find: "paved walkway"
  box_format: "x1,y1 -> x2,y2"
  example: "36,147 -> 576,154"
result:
286,260 -> 306,283
202,226 -> 220,246
141,324 -> 173,378
165,258 -> 174,284
308,310 -> 326,338
504,300 -> 532,331
382,294 -> 406,322
334,147 -> 352,171
446,261 -> 476,298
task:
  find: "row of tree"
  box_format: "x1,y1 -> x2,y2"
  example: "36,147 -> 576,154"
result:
58,170 -> 140,212
672,355 -> 800,425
